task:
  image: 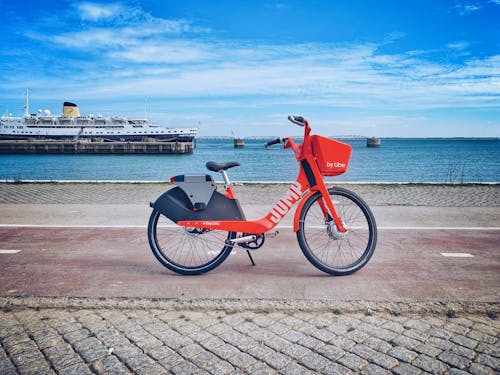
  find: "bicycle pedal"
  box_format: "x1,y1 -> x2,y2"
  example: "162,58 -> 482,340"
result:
267,230 -> 279,238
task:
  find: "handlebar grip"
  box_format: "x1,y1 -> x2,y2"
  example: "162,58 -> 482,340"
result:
288,115 -> 307,127
264,138 -> 282,149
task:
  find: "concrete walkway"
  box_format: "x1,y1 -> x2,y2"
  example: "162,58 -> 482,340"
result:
0,182 -> 499,374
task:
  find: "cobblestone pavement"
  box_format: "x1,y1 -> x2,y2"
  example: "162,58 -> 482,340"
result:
1,302 -> 499,375
0,182 -> 498,207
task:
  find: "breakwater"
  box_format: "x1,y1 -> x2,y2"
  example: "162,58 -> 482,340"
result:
0,140 -> 194,154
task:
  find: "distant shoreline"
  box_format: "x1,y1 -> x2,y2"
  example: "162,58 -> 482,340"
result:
197,136 -> 499,140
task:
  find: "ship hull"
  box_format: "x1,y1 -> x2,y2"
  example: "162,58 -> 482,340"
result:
0,133 -> 195,142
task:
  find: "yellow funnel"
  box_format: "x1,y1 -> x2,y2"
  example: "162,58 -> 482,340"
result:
62,102 -> 80,117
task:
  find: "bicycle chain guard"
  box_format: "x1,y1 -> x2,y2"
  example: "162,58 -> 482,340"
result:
238,233 -> 265,250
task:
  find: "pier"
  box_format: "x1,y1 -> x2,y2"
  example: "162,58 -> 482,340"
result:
233,137 -> 245,148
0,140 -> 194,154
367,137 -> 381,147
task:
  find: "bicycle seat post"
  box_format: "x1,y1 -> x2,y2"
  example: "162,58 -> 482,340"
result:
220,170 -> 232,190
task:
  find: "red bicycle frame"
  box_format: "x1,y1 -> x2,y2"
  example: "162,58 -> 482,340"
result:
177,121 -> 347,234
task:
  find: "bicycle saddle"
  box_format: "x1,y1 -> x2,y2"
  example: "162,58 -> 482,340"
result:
206,161 -> 240,172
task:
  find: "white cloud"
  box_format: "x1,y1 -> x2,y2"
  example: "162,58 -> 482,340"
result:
76,2 -> 125,22
454,3 -> 482,15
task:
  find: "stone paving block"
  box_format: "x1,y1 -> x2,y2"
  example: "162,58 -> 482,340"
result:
468,330 -> 497,345
370,351 -> 399,370
263,350 -> 292,370
190,350 -> 218,369
178,343 -> 205,359
111,344 -> 143,360
338,352 -> 369,371
145,345 -> 175,360
10,347 -> 47,369
281,342 -> 313,360
363,337 -> 393,353
73,336 -> 109,362
58,362 -> 93,375
135,362 -> 169,375
198,334 -> 226,351
209,343 -> 240,359
265,335 -> 290,351
415,342 -> 442,357
269,322 -> 290,335
392,334 -> 421,349
297,335 -> 324,350
63,328 -> 92,344
382,321 -> 405,334
317,344 -> 345,361
469,362 -> 496,375
280,362 -> 314,375
450,342 -> 476,359
170,360 -> 200,374
404,328 -> 430,342
451,333 -> 479,350
392,362 -> 423,375
475,342 -> 500,357
412,353 -> 450,374
91,355 -> 127,373
427,336 -> 454,351
247,342 -> 276,360
247,327 -> 275,342
43,344 -> 83,371
158,352 -> 184,369
227,351 -> 258,369
445,322 -> 470,336
389,345 -> 418,363
475,353 -> 499,371
322,362 -> 353,375
449,368 -> 473,375
204,359 -> 236,374
351,343 -> 376,359
124,353 -> 157,372
298,352 -> 330,371
361,363 -> 392,375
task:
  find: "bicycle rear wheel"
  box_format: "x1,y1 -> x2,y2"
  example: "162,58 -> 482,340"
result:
148,209 -> 236,275
297,187 -> 377,275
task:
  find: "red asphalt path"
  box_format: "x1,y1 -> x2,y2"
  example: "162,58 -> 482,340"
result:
0,227 -> 498,302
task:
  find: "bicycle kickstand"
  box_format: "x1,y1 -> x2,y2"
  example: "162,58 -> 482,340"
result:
246,250 -> 256,266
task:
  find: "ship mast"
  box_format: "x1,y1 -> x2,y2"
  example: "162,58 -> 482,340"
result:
23,88 -> 29,117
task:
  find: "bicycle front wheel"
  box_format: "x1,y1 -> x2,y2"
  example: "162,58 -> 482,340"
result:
148,210 -> 236,275
297,187 -> 377,275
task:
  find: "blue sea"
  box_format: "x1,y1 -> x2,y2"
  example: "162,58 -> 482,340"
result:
0,138 -> 498,182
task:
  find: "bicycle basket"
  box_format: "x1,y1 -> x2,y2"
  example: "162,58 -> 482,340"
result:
311,135 -> 352,176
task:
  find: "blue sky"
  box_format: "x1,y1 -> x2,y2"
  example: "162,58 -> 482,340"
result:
1,0 -> 499,137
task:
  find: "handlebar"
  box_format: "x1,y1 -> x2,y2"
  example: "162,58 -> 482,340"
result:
264,137 -> 283,149
288,115 -> 308,127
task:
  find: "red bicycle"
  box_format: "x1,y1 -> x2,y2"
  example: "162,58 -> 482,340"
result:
148,116 -> 377,275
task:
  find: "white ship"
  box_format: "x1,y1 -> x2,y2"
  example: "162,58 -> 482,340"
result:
0,90 -> 198,142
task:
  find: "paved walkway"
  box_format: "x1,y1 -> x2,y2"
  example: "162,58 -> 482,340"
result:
1,299 -> 499,375
0,183 -> 499,374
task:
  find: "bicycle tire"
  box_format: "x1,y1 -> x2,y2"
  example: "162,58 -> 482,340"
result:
148,209 -> 236,275
297,187 -> 377,275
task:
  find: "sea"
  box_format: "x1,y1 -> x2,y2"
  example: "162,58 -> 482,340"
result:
0,138 -> 498,183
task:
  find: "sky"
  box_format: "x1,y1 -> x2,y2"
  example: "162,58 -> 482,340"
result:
0,0 -> 499,137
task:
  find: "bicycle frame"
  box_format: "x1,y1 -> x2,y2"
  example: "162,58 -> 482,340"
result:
177,122 -> 347,235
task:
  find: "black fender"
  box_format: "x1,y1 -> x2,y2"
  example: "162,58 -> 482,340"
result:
152,186 -> 246,223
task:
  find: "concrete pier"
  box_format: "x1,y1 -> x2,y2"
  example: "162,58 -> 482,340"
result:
0,140 -> 194,154
367,137 -> 381,147
233,137 -> 245,148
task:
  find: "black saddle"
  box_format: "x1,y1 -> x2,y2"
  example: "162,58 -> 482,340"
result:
206,161 -> 240,172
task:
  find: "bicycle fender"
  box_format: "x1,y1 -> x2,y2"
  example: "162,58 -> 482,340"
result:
293,190 -> 318,232
152,187 -> 246,223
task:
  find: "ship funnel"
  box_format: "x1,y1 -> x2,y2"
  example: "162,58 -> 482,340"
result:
62,102 -> 80,117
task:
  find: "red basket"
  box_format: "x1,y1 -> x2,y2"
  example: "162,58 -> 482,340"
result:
311,135 -> 352,176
